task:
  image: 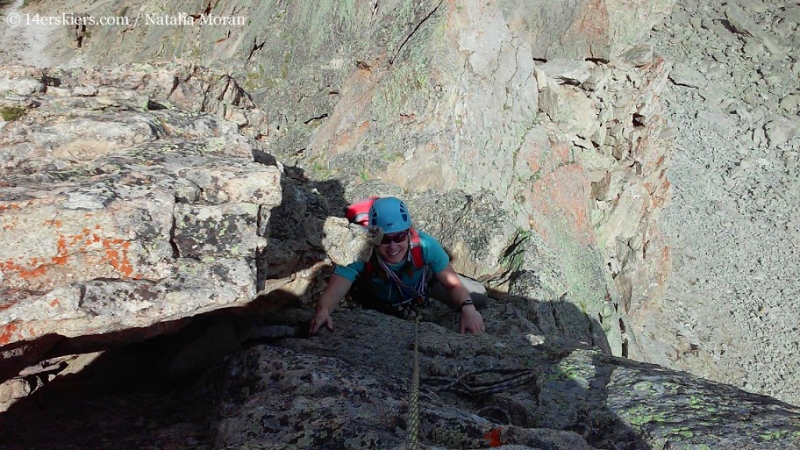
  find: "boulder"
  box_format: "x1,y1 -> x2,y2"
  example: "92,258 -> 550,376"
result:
0,65 -> 281,377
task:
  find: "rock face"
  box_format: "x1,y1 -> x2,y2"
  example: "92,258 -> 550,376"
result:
210,309 -> 800,450
642,0 -> 800,406
1,0 -> 800,447
3,0 -> 675,415
0,64 -> 281,379
5,308 -> 800,449
40,0 -> 675,360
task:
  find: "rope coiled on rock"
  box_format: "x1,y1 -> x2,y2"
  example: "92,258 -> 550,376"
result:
422,368 -> 537,396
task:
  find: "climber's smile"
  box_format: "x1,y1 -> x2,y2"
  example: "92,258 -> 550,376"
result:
377,232 -> 408,264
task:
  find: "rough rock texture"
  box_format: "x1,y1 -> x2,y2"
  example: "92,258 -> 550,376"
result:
1,0 -> 800,447
211,309 -> 800,449
1,0 -> 678,420
14,0 -> 678,363
641,0 -> 800,406
5,308 -> 800,449
0,64 -> 282,381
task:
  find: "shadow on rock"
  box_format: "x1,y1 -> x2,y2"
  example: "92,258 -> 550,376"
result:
195,292 -> 653,449
0,167 -> 353,448
204,292 -> 800,449
0,297 -> 310,450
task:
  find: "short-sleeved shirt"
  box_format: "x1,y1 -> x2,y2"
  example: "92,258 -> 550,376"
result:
333,230 -> 449,305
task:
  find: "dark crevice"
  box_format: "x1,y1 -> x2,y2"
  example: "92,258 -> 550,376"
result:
146,100 -> 167,111
501,231 -> 530,259
303,113 -> 328,125
619,318 -> 629,358
190,4 -> 213,21
169,214 -> 180,258
248,40 -> 266,61
40,75 -> 61,88
256,205 -> 269,292
77,283 -> 88,308
167,76 -> 180,99
388,0 -> 443,66
217,76 -> 232,101
551,295 -> 565,333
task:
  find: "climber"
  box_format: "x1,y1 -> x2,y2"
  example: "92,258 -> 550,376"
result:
310,196 -> 487,335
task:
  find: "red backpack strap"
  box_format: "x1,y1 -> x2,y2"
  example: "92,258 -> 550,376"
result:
408,228 -> 424,269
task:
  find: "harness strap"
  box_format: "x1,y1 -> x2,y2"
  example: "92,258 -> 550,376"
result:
408,228 -> 424,269
376,256 -> 430,307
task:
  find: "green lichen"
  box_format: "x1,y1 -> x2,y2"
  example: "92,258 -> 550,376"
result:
306,155 -> 337,179
1,106 -> 27,122
430,425 -> 465,448
760,429 -> 791,441
243,64 -> 267,91
622,404 -> 668,428
671,427 -> 694,438
294,0 -> 360,52
370,6 -> 448,127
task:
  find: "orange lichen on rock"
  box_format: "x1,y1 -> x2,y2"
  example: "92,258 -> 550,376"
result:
2,258 -> 47,279
0,322 -> 21,346
0,203 -> 22,212
0,321 -> 39,346
102,238 -> 135,278
1,221 -> 139,289
51,234 -> 70,266
528,163 -> 595,247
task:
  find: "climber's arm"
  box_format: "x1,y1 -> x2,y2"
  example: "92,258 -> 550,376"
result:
310,274 -> 353,335
433,264 -> 485,334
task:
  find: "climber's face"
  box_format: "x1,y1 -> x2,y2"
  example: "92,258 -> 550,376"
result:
377,231 -> 409,264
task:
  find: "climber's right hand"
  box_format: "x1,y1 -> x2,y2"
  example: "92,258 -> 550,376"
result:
310,309 -> 333,335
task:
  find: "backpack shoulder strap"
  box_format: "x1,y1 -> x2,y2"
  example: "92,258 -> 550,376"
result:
408,228 -> 424,269
364,249 -> 376,275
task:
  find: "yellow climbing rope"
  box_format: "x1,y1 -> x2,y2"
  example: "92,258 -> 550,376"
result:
406,314 -> 421,450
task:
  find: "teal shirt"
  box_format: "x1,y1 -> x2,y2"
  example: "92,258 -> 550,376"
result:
333,230 -> 449,305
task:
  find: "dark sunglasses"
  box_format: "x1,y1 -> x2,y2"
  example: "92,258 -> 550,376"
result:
380,232 -> 408,245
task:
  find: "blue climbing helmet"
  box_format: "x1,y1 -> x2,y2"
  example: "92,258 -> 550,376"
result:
369,197 -> 412,234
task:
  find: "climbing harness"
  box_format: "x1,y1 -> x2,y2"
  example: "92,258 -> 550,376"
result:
375,255 -> 430,308
346,196 -> 430,314
406,314 -> 422,450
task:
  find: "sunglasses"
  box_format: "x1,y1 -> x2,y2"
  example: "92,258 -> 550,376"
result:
380,232 -> 408,245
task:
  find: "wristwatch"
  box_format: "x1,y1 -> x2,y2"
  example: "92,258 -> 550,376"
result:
457,298 -> 474,312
